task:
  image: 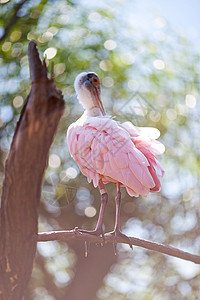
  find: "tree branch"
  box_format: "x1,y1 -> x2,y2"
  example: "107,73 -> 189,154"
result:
38,229 -> 200,264
0,0 -> 28,43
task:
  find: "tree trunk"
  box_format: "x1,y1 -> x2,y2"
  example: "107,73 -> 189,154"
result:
0,41 -> 65,300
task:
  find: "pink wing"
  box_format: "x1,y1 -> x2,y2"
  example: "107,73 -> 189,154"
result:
67,117 -> 164,197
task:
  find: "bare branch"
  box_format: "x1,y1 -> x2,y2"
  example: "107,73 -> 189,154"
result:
38,229 -> 200,264
28,40 -> 47,82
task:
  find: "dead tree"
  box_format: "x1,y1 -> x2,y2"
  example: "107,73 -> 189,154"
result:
0,41 -> 65,300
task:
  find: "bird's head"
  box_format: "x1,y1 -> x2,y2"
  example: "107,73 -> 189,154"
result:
74,72 -> 106,116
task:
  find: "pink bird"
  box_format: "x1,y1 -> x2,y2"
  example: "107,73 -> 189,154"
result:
67,72 -> 165,249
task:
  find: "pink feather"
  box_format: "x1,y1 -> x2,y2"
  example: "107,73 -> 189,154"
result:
67,116 -> 164,197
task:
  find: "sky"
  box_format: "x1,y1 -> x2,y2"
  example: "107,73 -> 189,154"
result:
135,0 -> 200,43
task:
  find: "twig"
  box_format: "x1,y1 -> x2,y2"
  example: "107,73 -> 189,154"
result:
37,229 -> 200,264
50,61 -> 54,80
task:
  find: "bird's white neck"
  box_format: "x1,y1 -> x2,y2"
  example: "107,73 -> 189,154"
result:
77,87 -> 104,116
83,107 -> 103,117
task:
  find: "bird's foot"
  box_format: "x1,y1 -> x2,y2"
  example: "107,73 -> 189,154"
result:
74,226 -> 105,256
76,227 -> 105,242
108,228 -> 133,254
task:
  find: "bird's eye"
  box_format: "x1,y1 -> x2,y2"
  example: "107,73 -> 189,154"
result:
92,77 -> 100,86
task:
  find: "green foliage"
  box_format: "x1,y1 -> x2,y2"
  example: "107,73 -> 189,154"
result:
0,0 -> 200,299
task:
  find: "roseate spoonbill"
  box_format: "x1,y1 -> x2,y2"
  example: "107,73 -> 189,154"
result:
67,72 -> 165,250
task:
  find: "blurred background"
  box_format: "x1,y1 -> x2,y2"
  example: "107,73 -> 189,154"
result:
0,0 -> 200,299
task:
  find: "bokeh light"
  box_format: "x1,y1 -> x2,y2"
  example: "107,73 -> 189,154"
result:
185,94 -> 196,108
66,167 -> 78,179
88,12 -> 101,22
128,80 -> 140,91
85,206 -> 97,217
13,95 -> 23,108
166,109 -> 177,120
49,154 -> 61,169
153,17 -> 166,28
2,42 -> 11,52
44,47 -> 57,59
102,76 -> 114,87
0,105 -> 13,123
99,60 -> 113,71
153,59 -> 165,70
104,40 -> 117,50
10,31 -> 22,42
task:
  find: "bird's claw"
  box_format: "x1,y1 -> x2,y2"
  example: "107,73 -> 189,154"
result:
109,229 -> 133,254
74,227 -> 105,256
77,227 -> 105,243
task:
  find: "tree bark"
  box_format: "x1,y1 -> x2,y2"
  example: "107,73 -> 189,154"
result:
0,41 -> 65,300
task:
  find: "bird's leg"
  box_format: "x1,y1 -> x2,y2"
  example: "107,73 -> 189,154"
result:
109,183 -> 133,254
77,179 -> 108,243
